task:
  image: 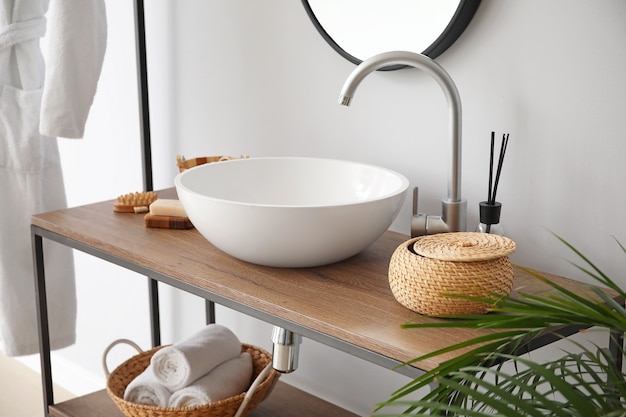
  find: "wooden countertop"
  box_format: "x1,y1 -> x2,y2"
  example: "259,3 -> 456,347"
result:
32,188 -> 608,374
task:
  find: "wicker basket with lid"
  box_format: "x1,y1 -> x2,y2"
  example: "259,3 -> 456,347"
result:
388,232 -> 516,316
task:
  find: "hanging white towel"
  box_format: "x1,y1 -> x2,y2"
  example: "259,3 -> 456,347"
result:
151,324 -> 243,391
168,352 -> 253,408
0,0 -> 106,356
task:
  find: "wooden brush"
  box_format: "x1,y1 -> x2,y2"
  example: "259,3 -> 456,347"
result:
113,191 -> 158,213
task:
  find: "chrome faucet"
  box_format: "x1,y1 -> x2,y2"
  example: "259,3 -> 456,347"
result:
338,51 -> 466,237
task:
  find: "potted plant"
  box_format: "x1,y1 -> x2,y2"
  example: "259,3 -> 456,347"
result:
375,233 -> 626,416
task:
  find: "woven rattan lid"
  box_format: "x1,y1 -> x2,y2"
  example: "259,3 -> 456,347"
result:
412,232 -> 516,262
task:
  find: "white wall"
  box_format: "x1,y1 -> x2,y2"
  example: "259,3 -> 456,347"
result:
45,0 -> 626,415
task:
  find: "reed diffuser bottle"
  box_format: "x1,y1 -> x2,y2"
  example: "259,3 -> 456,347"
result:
476,132 -> 509,235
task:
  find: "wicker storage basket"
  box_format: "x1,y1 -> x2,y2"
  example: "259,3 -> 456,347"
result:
106,343 -> 279,417
176,155 -> 249,173
388,232 -> 516,316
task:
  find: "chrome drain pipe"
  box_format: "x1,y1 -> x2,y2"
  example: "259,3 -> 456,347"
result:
271,326 -> 301,373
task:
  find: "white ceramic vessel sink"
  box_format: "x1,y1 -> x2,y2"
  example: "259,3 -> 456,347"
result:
174,157 -> 409,267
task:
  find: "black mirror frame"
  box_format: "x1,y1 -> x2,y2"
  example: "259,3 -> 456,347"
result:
302,0 -> 481,71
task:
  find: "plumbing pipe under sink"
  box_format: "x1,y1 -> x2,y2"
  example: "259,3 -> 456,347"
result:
338,51 -> 467,237
271,326 -> 301,373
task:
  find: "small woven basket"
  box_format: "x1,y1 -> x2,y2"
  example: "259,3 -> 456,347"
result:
389,232 -> 516,316
176,155 -> 249,173
106,343 -> 279,417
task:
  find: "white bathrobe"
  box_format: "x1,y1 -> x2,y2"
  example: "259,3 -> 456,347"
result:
0,0 -> 106,356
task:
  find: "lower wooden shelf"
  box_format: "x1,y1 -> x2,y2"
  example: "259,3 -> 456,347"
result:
48,380 -> 357,417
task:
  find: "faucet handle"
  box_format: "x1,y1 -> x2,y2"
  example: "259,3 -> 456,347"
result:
411,187 -> 465,236
411,187 -> 427,237
412,187 -> 419,216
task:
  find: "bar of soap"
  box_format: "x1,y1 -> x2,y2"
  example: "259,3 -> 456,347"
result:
149,199 -> 188,217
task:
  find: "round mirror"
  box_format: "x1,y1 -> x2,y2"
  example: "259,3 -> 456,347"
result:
302,0 -> 481,70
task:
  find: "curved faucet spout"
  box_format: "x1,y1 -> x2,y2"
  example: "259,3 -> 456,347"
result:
338,51 -> 466,236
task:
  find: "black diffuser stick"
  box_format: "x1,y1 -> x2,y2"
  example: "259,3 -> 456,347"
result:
490,133 -> 510,204
488,131 -> 495,204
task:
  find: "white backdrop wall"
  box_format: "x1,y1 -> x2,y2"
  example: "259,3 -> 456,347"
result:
39,1 -> 626,415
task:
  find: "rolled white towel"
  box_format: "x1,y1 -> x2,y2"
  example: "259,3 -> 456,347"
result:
151,324 -> 242,391
168,352 -> 253,407
123,366 -> 172,407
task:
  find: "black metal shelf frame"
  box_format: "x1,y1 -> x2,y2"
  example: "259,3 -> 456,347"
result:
133,0 -> 215,348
